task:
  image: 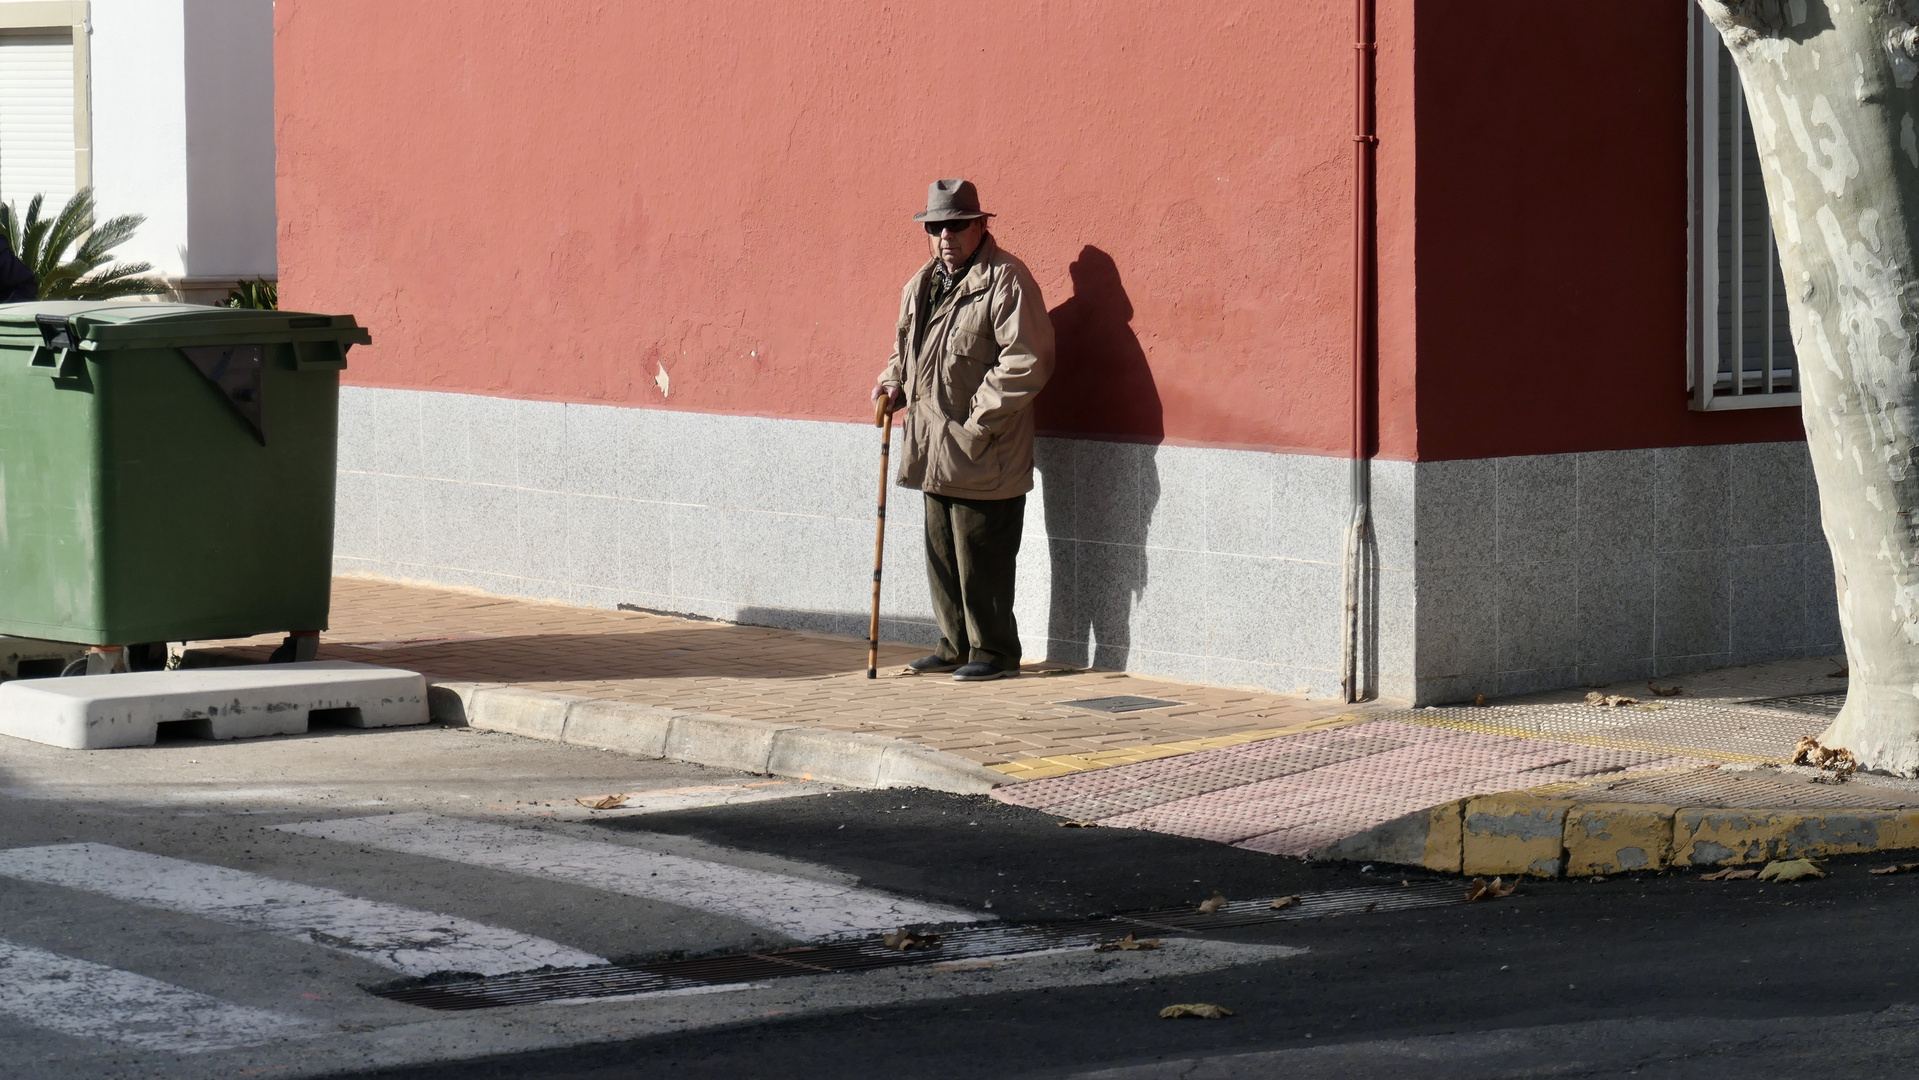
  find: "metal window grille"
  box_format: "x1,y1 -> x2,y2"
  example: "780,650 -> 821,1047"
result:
1687,7 -> 1798,411
0,29 -> 77,209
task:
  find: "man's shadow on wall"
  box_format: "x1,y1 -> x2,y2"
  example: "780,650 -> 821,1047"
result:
1036,246 -> 1162,670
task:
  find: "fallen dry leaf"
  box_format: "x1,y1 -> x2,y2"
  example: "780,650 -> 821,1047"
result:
1364,901 -> 1378,912
1792,736 -> 1857,778
1584,692 -> 1640,707
575,794 -> 628,810
1269,894 -> 1302,910
1096,933 -> 1162,952
1758,858 -> 1825,882
1466,876 -> 1517,902
1159,1003 -> 1234,1019
1057,821 -> 1099,828
1196,891 -> 1229,914
1698,867 -> 1759,881
882,928 -> 940,951
1829,666 -> 1849,679
1870,863 -> 1919,875
1473,694 -> 1487,707
1647,681 -> 1684,697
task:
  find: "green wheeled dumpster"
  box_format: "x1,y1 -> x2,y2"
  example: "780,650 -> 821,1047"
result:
0,302 -> 370,653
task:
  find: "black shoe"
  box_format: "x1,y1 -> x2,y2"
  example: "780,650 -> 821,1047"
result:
952,661 -> 1016,682
907,654 -> 962,674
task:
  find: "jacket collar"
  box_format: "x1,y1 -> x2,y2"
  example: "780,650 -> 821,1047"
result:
914,233 -> 998,302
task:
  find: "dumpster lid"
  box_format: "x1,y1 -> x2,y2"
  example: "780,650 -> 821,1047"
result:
0,301 -> 370,349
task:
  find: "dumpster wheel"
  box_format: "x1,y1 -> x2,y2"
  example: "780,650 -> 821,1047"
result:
59,643 -> 166,676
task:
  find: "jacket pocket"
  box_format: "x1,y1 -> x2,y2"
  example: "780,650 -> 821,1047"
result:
939,329 -> 993,416
948,418 -> 992,462
928,417 -> 1009,492
948,324 -> 995,362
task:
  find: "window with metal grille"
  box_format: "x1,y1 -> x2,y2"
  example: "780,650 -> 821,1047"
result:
1687,7 -> 1797,411
0,28 -> 77,211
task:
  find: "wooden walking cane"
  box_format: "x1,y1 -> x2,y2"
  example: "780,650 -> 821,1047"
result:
867,394 -> 896,678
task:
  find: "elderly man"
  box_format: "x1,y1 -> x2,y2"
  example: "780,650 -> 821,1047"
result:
874,179 -> 1055,682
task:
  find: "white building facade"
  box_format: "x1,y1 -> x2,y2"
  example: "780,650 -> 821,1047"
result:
0,0 -> 274,300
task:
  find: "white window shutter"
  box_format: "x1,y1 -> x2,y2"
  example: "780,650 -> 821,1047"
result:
0,30 -> 77,211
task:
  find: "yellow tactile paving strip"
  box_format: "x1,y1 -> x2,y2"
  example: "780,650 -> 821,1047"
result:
1376,699 -> 1825,766
197,576 -> 1367,774
989,713 -> 1371,780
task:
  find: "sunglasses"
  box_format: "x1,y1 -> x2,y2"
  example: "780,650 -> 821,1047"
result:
924,218 -> 979,236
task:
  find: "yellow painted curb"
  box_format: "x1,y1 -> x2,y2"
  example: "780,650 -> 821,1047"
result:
1476,794 -> 1919,876
1565,803 -> 1678,875
1672,807 -> 1919,866
1462,794 -> 1573,878
1422,800 -> 1465,874
1323,781 -> 1919,878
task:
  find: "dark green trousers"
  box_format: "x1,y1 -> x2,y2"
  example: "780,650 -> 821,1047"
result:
923,492 -> 1025,668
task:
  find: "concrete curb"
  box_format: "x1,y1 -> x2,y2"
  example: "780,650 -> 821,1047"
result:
1313,791 -> 1919,877
426,682 -> 1009,795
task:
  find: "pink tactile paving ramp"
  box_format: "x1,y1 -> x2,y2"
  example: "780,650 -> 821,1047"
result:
990,719 -> 1710,857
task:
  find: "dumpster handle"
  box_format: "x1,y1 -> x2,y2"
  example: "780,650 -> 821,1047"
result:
31,315 -> 85,378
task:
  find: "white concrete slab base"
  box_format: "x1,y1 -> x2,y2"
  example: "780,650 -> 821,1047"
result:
0,661 -> 430,750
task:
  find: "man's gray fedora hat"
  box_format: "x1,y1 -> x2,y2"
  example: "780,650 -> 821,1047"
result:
913,178 -> 994,222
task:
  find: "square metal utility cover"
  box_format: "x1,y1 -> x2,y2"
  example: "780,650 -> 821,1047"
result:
1742,691 -> 1847,718
1058,695 -> 1185,714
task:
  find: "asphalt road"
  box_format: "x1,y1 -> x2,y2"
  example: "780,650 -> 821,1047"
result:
424,790 -> 1919,1080
5,726 -> 1919,1079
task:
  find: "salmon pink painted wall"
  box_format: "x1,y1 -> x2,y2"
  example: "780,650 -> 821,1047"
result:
276,1 -> 1412,458
1409,2 -> 1803,459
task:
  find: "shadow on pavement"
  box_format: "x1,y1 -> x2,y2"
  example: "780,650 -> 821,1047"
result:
594,788 -> 1400,922
194,626 -> 880,682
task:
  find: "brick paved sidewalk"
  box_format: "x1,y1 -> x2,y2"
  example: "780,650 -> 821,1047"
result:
195,576 -> 1907,877
203,577 -> 1366,778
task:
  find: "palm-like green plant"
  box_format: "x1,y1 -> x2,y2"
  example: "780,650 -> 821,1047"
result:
225,277 -> 278,310
0,187 -> 169,300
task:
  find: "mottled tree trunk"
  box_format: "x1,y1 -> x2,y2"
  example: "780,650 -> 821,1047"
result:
1698,1 -> 1919,772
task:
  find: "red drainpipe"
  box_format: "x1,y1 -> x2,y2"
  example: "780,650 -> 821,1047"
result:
1340,0 -> 1378,703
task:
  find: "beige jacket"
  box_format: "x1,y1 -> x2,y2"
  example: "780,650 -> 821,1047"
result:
879,235 -> 1055,500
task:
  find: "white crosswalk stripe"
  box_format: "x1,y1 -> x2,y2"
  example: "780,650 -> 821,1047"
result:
0,939 -> 317,1052
275,812 -> 986,940
0,844 -> 605,977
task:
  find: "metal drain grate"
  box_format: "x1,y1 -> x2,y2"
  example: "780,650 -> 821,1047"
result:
1114,881 -> 1459,933
1742,692 -> 1848,718
1058,695 -> 1185,714
370,883 -> 1459,1011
